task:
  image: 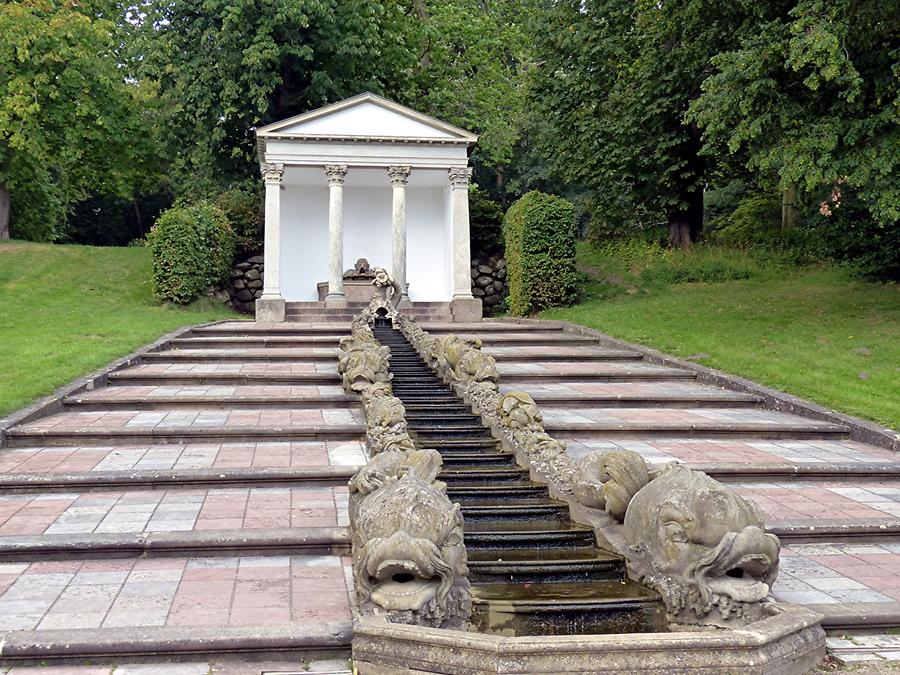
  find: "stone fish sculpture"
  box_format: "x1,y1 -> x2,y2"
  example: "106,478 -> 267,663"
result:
364,393 -> 416,456
352,472 -> 471,629
338,335 -> 391,394
577,451 -> 780,628
348,448 -> 443,524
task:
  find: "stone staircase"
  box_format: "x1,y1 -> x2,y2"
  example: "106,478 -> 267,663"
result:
284,301 -> 453,323
0,316 -> 898,668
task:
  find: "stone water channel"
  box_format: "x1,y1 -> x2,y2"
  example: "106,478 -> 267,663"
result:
371,325 -> 665,636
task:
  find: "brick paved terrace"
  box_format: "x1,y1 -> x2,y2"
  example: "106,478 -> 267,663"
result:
0,316 -> 897,668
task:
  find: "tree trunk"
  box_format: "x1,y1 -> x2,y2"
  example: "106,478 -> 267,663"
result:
0,183 -> 9,240
667,186 -> 704,248
781,185 -> 798,230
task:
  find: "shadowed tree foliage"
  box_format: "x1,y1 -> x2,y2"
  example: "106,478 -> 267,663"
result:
0,0 -> 160,241
687,0 -> 899,275
528,0 -> 762,247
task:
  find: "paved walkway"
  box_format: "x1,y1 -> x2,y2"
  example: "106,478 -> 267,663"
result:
0,317 -> 897,669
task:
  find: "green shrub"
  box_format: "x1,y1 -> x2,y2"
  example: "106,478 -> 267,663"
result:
216,182 -> 263,254
503,191 -> 579,315
469,186 -> 504,256
147,201 -> 235,304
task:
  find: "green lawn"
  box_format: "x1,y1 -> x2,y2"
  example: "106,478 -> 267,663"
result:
544,244 -> 900,430
0,241 -> 238,418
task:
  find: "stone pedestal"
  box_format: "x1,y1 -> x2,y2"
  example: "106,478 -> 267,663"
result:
451,297 -> 482,322
255,297 -> 285,322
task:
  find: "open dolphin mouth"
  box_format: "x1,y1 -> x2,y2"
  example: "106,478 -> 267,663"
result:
370,560 -> 442,611
360,532 -> 454,612
692,526 -> 779,605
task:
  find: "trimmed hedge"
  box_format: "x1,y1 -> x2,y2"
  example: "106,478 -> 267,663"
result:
147,201 -> 235,304
503,191 -> 579,315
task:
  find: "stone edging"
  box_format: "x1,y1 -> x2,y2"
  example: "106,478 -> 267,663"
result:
0,466 -> 359,493
352,603 -> 824,674
0,319 -> 235,449
505,317 -> 899,452
0,621 -> 352,661
0,526 -> 350,562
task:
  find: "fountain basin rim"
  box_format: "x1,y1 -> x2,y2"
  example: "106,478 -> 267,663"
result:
352,603 -> 825,674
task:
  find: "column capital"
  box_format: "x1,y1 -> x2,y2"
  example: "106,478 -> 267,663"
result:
261,162 -> 285,183
448,166 -> 473,188
387,165 -> 411,187
324,164 -> 348,185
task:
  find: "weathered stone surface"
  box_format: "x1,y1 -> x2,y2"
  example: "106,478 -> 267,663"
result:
245,268 -> 261,281
621,463 -> 781,628
477,264 -> 493,275
236,289 -> 253,302
246,279 -> 263,290
236,262 -> 252,271
246,254 -> 264,264
472,287 -> 486,297
352,473 -> 471,630
484,293 -> 500,306
353,604 -> 825,674
475,275 -> 493,288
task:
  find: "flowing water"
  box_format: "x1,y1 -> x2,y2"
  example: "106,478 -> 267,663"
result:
372,326 -> 667,637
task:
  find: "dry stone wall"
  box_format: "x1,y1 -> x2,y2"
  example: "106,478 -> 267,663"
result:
225,255 -> 264,313
470,255 -> 508,314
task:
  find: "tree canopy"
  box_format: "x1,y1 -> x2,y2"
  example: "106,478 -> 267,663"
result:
1,0 -> 896,276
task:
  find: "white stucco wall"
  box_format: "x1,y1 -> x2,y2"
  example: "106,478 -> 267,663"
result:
279,184 -> 451,302
407,187 -> 451,301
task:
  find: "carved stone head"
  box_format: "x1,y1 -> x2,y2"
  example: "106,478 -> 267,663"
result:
623,464 -> 780,627
498,391 -> 544,431
352,473 -> 471,629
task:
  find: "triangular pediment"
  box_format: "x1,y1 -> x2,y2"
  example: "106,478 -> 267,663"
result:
256,93 -> 477,143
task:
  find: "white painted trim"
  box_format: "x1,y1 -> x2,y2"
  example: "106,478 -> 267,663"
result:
256,92 -> 478,144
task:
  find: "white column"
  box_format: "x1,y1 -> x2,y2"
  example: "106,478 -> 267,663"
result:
324,164 -> 348,305
449,167 -> 474,299
388,165 -> 411,302
261,162 -> 285,299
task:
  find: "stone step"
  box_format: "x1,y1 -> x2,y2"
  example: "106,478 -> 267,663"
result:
547,419 -> 850,439
499,368 -> 696,383
530,391 -> 762,408
439,468 -> 531,485
446,485 -> 550,502
418,438 -> 501,450
175,336 -> 605,349
440,453 -> 519,467
143,350 -> 339,363
63,393 -> 358,411
459,503 -> 570,522
191,322 -> 564,336
0,466 -> 358,493
0,554 -> 351,661
463,524 -> 596,550
4,425 -> 365,447
470,579 -> 659,611
467,551 -> 624,584
0,527 -> 349,562
108,372 -> 342,386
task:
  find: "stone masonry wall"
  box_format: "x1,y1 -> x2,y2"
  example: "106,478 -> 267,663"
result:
226,255 -> 264,314
215,253 -> 508,315
471,255 -> 508,315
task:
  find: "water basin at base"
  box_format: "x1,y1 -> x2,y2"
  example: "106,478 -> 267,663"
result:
469,580 -> 668,636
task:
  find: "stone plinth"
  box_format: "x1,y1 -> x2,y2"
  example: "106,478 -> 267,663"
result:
254,297 -> 285,322
318,280 -> 380,303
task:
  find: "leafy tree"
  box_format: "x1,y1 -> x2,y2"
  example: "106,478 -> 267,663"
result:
687,0 -> 899,250
0,1 -> 159,240
393,0 -> 536,179
137,0 -> 404,189
528,0 -> 757,247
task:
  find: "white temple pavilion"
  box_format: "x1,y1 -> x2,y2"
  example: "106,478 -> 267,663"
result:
254,92 -> 481,322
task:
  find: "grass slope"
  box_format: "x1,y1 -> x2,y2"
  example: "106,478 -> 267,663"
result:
544,244 -> 900,430
0,241 -> 238,418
